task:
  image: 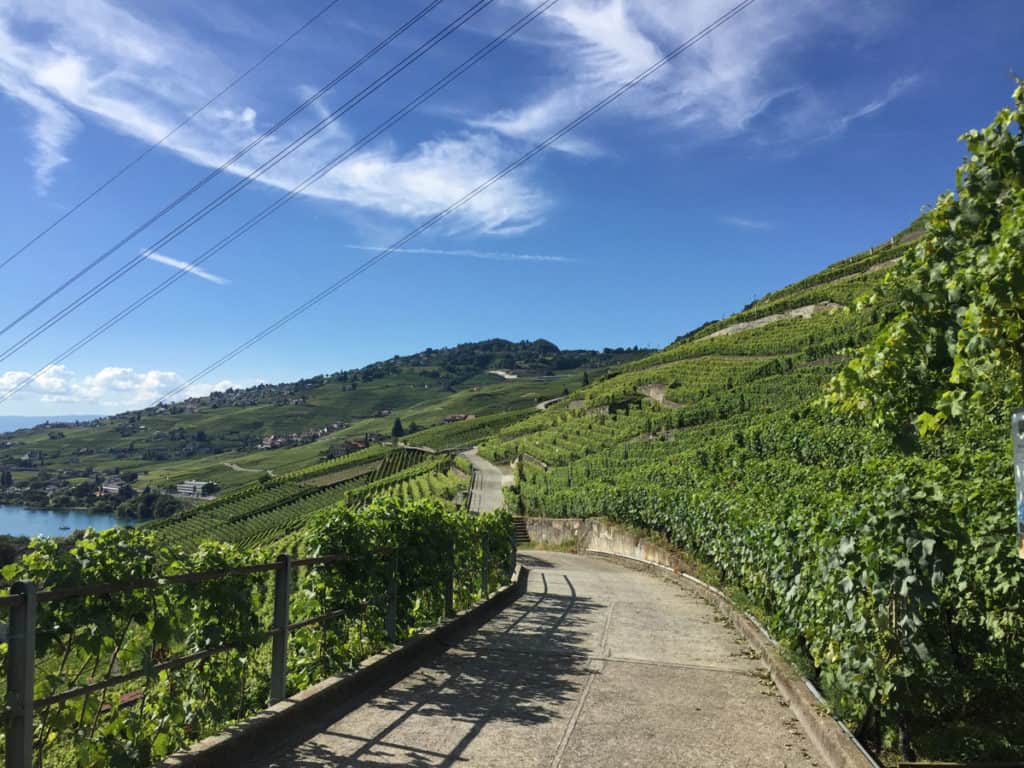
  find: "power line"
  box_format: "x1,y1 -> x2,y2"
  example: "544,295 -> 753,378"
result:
0,0 -> 343,275
0,0 -> 481,361
0,0 -> 549,404
0,0 -> 448,344
156,0 -> 760,405
4,0 -> 757,409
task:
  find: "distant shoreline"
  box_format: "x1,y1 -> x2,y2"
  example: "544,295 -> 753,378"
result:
0,502 -> 95,513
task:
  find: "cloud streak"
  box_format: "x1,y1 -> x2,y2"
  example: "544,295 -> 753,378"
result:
0,0 -> 918,241
344,244 -> 574,263
481,0 -> 916,150
146,252 -> 229,284
720,216 -> 773,231
0,0 -> 549,235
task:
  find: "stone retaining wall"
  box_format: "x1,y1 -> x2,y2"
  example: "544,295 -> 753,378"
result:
525,516 -> 685,571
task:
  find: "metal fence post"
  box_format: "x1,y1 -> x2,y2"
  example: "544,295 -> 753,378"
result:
269,554 -> 290,704
443,538 -> 455,619
509,527 -> 517,582
480,533 -> 490,596
6,581 -> 36,768
385,556 -> 398,644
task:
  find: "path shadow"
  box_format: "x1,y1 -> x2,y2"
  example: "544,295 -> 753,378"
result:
515,552 -> 562,569
254,568 -> 602,767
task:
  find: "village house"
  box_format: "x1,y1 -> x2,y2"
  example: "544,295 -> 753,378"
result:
100,478 -> 126,496
326,439 -> 368,459
175,480 -> 213,498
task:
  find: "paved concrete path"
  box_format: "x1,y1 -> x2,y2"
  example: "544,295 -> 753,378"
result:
250,553 -> 822,767
462,448 -> 512,514
535,396 -> 565,411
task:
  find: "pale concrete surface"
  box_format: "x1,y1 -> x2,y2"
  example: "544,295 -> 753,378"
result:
535,396 -> 565,411
462,448 -> 510,514
249,553 -> 822,768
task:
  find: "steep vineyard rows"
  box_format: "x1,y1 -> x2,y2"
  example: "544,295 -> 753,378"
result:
150,448 -> 437,549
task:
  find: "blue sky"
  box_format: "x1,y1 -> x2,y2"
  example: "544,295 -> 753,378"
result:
0,0 -> 1021,415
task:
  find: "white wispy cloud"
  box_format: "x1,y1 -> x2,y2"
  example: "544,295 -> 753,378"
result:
720,216 -> 773,231
830,74 -> 921,135
146,251 -> 229,284
0,0 -> 548,234
0,364 -> 237,409
344,244 -> 574,263
0,0 -> 916,239
481,0 -> 916,150
0,58 -> 80,193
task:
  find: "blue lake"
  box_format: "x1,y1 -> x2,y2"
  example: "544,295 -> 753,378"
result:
0,504 -> 127,539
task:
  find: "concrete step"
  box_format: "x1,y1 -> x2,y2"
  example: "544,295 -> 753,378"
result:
512,517 -> 529,543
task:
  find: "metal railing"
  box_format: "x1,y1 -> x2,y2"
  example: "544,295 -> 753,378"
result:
1,536 -> 513,768
466,467 -> 481,513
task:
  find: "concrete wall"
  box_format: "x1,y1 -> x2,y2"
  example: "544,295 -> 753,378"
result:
524,517 -> 686,572
581,518 -> 687,571
523,517 -> 581,547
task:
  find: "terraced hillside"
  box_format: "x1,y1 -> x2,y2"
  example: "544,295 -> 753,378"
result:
149,446 -> 465,551
0,341 -> 645,510
478,239 -> 901,472
475,100 -> 1024,762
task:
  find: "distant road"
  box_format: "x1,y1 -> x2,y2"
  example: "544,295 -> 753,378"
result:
462,448 -> 512,514
222,462 -> 273,476
535,395 -> 565,411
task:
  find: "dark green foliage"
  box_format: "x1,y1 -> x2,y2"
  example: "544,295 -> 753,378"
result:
0,533 -> 28,565
115,488 -> 182,520
0,501 -> 512,765
828,81 -> 1024,436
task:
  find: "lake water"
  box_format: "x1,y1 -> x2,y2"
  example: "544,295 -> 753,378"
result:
0,504 -> 127,539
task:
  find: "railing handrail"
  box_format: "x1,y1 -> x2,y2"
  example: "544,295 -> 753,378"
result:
2,530 -> 513,768
0,551 -> 359,608
30,600 -> 367,709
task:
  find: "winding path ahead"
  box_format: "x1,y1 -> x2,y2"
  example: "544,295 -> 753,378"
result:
462,448 -> 512,515
222,462 -> 268,474
246,552 -> 823,767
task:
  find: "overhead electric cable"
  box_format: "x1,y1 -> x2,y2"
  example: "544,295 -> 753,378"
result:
153,0 -> 759,406
0,0 -> 343,275
0,0 -> 555,404
0,0 -> 448,343
1,0 -> 758,407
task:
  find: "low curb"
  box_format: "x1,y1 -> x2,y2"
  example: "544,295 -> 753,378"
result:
160,565 -> 529,767
586,550 -> 877,768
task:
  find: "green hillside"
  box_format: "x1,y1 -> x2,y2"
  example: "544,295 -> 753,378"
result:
4,83 -> 1023,768
0,340 -> 645,506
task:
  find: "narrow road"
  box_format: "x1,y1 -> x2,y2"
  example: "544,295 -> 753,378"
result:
535,396 -> 565,411
637,383 -> 682,410
246,553 -> 822,767
222,462 -> 267,474
462,448 -> 512,515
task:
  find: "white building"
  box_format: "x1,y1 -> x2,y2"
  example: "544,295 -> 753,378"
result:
176,480 -> 209,498
101,478 -> 126,496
